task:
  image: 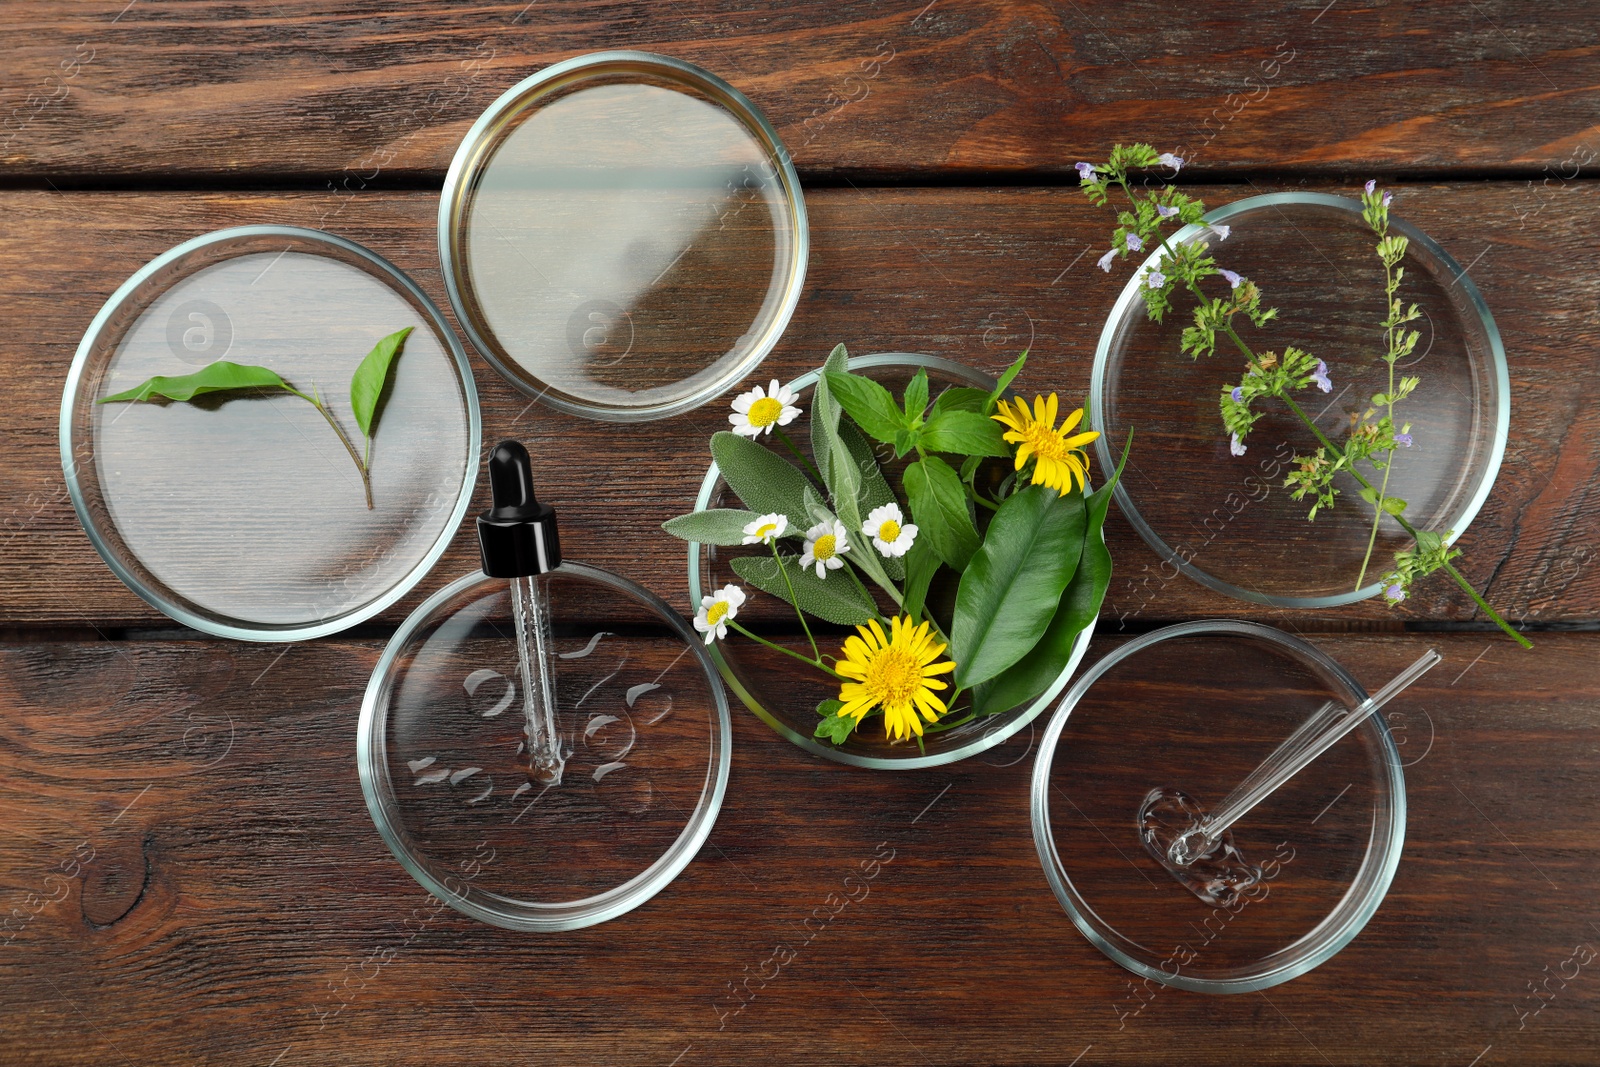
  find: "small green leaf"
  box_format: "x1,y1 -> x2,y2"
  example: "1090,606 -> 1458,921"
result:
662,508 -> 762,546
813,701 -> 857,745
98,361 -> 291,404
349,326 -> 413,440
920,409 -> 1009,457
900,540 -> 939,622
824,370 -> 906,444
893,428 -> 919,458
730,554 -> 875,626
929,387 -> 991,419
1358,486 -> 1380,504
1382,497 -> 1408,515
988,351 -> 1027,408
904,455 -> 980,570
710,431 -> 813,533
903,369 -> 929,422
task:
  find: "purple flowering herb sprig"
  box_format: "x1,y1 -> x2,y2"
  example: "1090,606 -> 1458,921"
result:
1079,146 -> 1530,648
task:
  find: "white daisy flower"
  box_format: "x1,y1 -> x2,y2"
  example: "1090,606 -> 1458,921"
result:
728,379 -> 802,438
799,519 -> 850,578
694,584 -> 745,645
862,503 -> 917,558
741,512 -> 789,545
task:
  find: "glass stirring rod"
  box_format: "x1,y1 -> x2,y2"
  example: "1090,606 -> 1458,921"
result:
477,440 -> 565,786
1167,648 -> 1442,867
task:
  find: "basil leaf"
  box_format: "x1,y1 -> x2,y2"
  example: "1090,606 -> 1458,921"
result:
903,368 -> 929,422
929,387 -> 990,418
920,409 -> 1009,457
98,361 -> 291,404
731,554 -> 875,626
824,370 -> 905,444
710,431 -> 812,533
662,508 -> 763,546
951,485 -> 1086,688
349,326 -> 413,440
904,455 -> 980,570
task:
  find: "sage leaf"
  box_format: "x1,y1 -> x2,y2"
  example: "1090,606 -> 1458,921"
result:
98,361 -> 291,404
951,485 -> 1086,688
710,431 -> 812,533
823,370 -> 905,445
904,455 -> 980,570
920,409 -> 1009,457
349,326 -> 413,440
731,554 -> 875,626
662,508 -> 762,546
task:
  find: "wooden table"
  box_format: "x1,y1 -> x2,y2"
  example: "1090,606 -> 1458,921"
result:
2,3 -> 1597,1063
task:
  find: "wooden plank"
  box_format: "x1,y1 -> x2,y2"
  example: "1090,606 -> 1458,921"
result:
2,1 -> 1598,179
1,180 -> 1595,629
0,632 -> 1595,1064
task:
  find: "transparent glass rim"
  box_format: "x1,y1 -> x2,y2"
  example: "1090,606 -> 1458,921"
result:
1029,619 -> 1407,993
57,224 -> 482,643
1089,192 -> 1511,608
687,352 -> 1097,770
437,49 -> 809,422
357,564 -> 733,931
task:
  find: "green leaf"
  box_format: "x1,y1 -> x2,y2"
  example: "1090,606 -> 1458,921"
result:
904,456 -> 980,570
951,485 -> 1086,688
900,540 -> 939,622
988,351 -> 1028,408
1382,497 -> 1408,515
920,409 -> 1009,457
929,387 -> 990,419
903,369 -> 929,422
710,431 -> 812,532
1358,486 -> 1380,504
893,428 -> 918,458
813,700 -> 857,745
98,361 -> 291,404
662,508 -> 762,546
348,326 -> 413,440
839,419 -> 902,581
824,370 -> 906,444
731,554 -> 875,627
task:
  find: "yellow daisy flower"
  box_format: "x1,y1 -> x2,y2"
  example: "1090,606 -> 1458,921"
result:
835,615 -> 956,742
991,393 -> 1100,495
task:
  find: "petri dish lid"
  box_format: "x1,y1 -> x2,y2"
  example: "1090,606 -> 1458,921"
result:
1089,192 -> 1510,607
358,565 -> 732,930
438,50 -> 808,422
1031,621 -> 1406,993
60,226 -> 480,641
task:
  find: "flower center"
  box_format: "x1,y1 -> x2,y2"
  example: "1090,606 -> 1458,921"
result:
813,533 -> 837,560
878,519 -> 901,542
705,601 -> 729,625
1023,421 -> 1069,462
747,396 -> 784,427
865,647 -> 920,708
756,522 -> 779,540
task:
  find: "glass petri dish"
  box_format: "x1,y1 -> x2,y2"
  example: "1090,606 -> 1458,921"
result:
1031,621 -> 1406,993
60,226 -> 480,641
438,51 -> 807,422
1090,192 -> 1509,606
687,353 -> 1097,770
358,564 -> 731,930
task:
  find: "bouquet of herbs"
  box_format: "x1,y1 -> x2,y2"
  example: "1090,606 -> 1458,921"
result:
1078,143 -> 1527,648
664,345 -> 1129,748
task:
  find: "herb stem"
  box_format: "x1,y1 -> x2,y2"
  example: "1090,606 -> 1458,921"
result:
770,542 -> 821,663
775,428 -> 825,487
728,620 -> 843,677
286,387 -> 373,509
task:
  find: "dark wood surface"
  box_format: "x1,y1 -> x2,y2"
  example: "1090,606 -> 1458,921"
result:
2,2 -> 1598,1064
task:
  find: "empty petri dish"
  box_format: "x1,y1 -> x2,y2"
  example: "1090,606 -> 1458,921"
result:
1090,192 -> 1509,606
438,50 -> 807,421
358,565 -> 731,931
1031,621 -> 1406,993
60,226 -> 479,640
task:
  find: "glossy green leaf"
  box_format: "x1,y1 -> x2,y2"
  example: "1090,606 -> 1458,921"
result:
710,431 -> 812,533
349,326 -> 413,440
824,370 -> 906,444
98,361 -> 291,404
929,387 -> 990,419
662,508 -> 762,546
951,485 -> 1086,688
989,351 -> 1028,406
899,540 -> 939,623
731,554 -> 875,626
920,409 -> 1009,457
903,369 -> 929,422
904,455 -> 980,570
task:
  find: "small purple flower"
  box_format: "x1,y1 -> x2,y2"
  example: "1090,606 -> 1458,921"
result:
1158,152 -> 1184,172
1157,203 -> 1180,218
1097,248 -> 1117,272
1394,432 -> 1413,447
1384,583 -> 1407,603
1075,161 -> 1098,181
1364,179 -> 1377,195
1219,268 -> 1243,289
1126,232 -> 1143,252
1146,269 -> 1167,289
1311,359 -> 1333,393
1230,433 -> 1247,457
1231,386 -> 1244,403
1210,224 -> 1231,241
1382,191 -> 1393,208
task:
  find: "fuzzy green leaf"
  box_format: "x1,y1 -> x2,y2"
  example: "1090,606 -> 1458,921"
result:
349,326 -> 413,439
731,554 -> 875,627
98,361 -> 291,404
662,508 -> 763,546
903,455 -> 980,570
920,409 -> 1009,457
710,431 -> 812,532
824,370 -> 906,444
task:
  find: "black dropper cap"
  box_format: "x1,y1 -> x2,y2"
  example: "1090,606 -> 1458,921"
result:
477,440 -> 561,578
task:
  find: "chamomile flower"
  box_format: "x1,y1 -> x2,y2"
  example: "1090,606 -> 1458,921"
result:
862,503 -> 917,558
694,584 -> 745,644
991,393 -> 1100,496
835,616 -> 956,742
728,379 -> 801,438
799,519 -> 850,578
741,513 -> 788,545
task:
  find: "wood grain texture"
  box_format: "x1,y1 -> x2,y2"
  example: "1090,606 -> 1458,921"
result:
1,181 -> 1596,628
0,633 -> 1595,1065
1,1 -> 1599,180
